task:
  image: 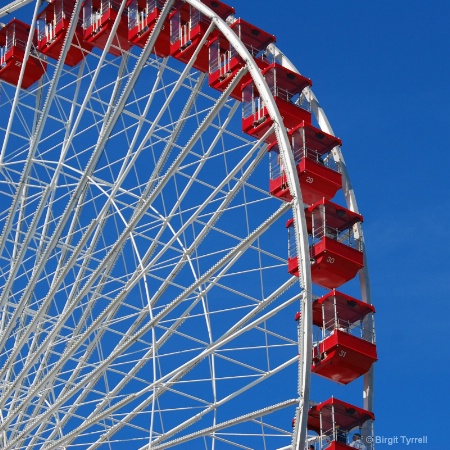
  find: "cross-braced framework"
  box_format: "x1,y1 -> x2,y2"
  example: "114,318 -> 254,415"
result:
0,1 -> 373,449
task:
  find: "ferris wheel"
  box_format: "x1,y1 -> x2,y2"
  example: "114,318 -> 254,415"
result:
0,1 -> 376,449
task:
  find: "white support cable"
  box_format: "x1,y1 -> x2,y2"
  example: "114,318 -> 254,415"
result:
0,0 -> 130,314
0,1 -> 364,448
6,58 -> 242,404
152,398 -> 299,450
0,55 -> 95,316
131,100 -> 245,289
0,0 -> 41,163
61,281 -> 300,450
2,129 -> 289,440
0,0 -> 83,267
54,136 -> 270,437
2,202 -> 290,449
26,71 -> 209,447
137,71 -> 207,202
0,59 -> 230,410
35,60 -> 86,266
74,136 -> 275,446
29,179 -> 210,444
0,0 -> 177,384
148,292 -> 300,448
38,59 -> 171,335
184,5 -> 314,449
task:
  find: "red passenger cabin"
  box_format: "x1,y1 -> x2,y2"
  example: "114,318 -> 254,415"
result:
169,0 -> 235,73
287,200 -> 364,288
82,0 -> 131,56
208,18 -> 275,100
312,290 -> 377,384
242,63 -> 311,143
308,397 -> 374,449
127,0 -> 171,55
0,19 -> 46,89
268,121 -> 342,204
37,0 -> 93,66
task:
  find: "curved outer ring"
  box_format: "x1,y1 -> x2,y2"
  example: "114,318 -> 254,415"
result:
188,2 -> 314,448
267,42 -> 375,445
0,0 -> 373,448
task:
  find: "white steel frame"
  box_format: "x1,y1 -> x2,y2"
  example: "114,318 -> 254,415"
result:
0,1 -> 373,449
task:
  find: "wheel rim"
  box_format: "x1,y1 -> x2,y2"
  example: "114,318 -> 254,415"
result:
0,1 -> 373,449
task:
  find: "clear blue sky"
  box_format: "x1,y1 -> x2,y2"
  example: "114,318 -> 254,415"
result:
236,0 -> 448,447
7,0 -> 448,447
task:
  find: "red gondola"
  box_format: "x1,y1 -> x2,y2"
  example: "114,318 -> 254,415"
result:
208,18 -> 274,99
127,0 -> 172,56
287,200 -> 364,288
82,0 -> 131,56
242,63 -> 311,143
168,0 -> 234,73
0,19 -> 46,89
268,121 -> 342,204
37,0 -> 93,66
312,290 -> 377,384
308,397 -> 374,449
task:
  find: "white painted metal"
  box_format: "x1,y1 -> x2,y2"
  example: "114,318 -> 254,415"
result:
0,0 -> 35,19
0,1 -> 371,449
